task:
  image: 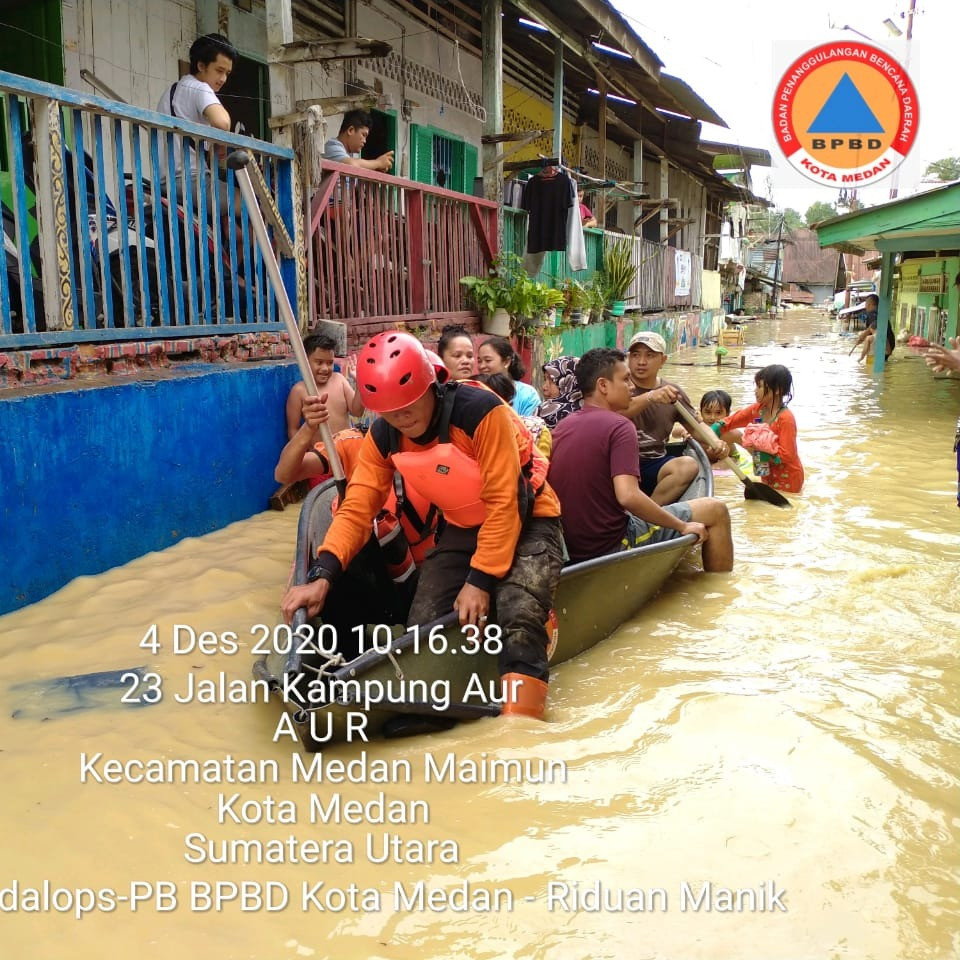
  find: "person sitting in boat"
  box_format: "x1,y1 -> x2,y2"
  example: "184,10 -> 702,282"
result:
548,347 -> 734,570
537,355 -> 582,429
476,336 -> 542,417
285,334 -> 364,486
274,422 -> 440,569
716,364 -> 804,493
624,331 -> 729,505
474,372 -> 552,459
275,348 -> 456,563
280,331 -> 565,719
437,324 -> 476,381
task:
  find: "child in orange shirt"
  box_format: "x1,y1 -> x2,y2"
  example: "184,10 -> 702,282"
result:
719,364 -> 804,493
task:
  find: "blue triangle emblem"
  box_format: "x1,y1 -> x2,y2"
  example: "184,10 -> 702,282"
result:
807,73 -> 884,133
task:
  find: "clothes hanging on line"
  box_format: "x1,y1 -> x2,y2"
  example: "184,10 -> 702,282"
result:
566,185 -> 587,272
522,169 -> 575,255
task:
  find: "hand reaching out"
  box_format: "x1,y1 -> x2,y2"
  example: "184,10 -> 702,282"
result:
344,353 -> 358,382
925,338 -> 960,374
651,383 -> 681,405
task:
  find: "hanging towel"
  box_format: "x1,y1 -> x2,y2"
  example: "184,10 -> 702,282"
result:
566,185 -> 587,272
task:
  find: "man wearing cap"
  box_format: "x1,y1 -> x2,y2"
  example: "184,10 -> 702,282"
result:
548,348 -> 733,569
280,332 -> 565,720
625,330 -> 729,504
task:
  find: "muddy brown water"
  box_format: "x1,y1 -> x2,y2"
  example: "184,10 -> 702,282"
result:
1,310 -> 957,959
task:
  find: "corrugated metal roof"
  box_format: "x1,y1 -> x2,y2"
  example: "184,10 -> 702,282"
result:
782,228 -> 842,286
660,74 -> 726,128
292,0 -> 345,38
699,140 -> 772,167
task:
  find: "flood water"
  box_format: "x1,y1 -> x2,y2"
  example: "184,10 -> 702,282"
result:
1,310 -> 958,960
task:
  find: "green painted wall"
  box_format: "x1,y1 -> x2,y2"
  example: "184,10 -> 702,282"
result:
894,256 -> 960,342
531,310 -> 717,365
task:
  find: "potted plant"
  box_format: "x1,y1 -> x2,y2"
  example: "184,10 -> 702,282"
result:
460,253 -> 526,336
601,238 -> 638,316
562,279 -> 590,324
585,276 -> 608,323
506,272 -> 546,334
460,274 -> 510,336
540,286 -> 565,327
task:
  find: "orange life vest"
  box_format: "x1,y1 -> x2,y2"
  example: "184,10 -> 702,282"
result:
385,382 -> 549,529
325,430 -> 440,567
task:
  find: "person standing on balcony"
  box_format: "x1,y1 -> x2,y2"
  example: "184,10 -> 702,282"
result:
580,201 -> 598,229
158,33 -> 237,199
323,110 -> 394,172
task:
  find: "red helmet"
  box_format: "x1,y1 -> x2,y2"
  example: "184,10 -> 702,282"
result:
357,332 -> 437,413
423,349 -> 450,384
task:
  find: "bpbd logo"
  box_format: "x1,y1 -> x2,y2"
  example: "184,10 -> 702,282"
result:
773,41 -> 918,186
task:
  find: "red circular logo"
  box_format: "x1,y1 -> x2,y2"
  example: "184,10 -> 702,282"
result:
772,41 -> 919,186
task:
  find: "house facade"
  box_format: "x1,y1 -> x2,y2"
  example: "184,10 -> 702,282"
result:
817,182 -> 960,372
0,0 -> 766,614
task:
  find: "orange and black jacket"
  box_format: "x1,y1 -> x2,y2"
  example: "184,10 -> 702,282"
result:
313,381 -> 561,591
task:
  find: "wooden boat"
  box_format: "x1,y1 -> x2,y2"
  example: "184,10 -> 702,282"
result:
253,440 -> 713,749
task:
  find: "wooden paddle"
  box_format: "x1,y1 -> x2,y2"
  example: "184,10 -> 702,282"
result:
226,150 -> 347,499
673,402 -> 791,508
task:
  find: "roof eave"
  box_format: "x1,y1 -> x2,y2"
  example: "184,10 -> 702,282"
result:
569,0 -> 663,79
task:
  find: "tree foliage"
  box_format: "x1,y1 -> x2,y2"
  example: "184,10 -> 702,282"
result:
923,156 -> 960,183
781,208 -> 804,230
805,201 -> 837,226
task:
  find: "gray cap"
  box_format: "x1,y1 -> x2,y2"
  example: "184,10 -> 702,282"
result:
628,330 -> 667,354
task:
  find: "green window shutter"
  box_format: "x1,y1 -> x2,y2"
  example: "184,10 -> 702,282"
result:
409,124 -> 435,185
448,139 -> 465,192
383,110 -> 398,156
462,142 -> 478,195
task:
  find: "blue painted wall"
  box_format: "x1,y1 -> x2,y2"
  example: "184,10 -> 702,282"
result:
1,362 -> 299,615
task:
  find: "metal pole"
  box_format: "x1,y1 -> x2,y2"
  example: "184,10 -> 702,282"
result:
226,150 -> 346,485
481,0 -> 504,247
888,0 -> 917,200
771,214 -> 784,314
552,38 -> 563,161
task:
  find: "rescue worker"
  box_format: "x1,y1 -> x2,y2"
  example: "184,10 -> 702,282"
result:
280,332 -> 564,718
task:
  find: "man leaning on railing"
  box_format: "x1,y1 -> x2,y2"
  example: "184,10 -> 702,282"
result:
322,110 -> 394,172
156,33 -> 238,206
